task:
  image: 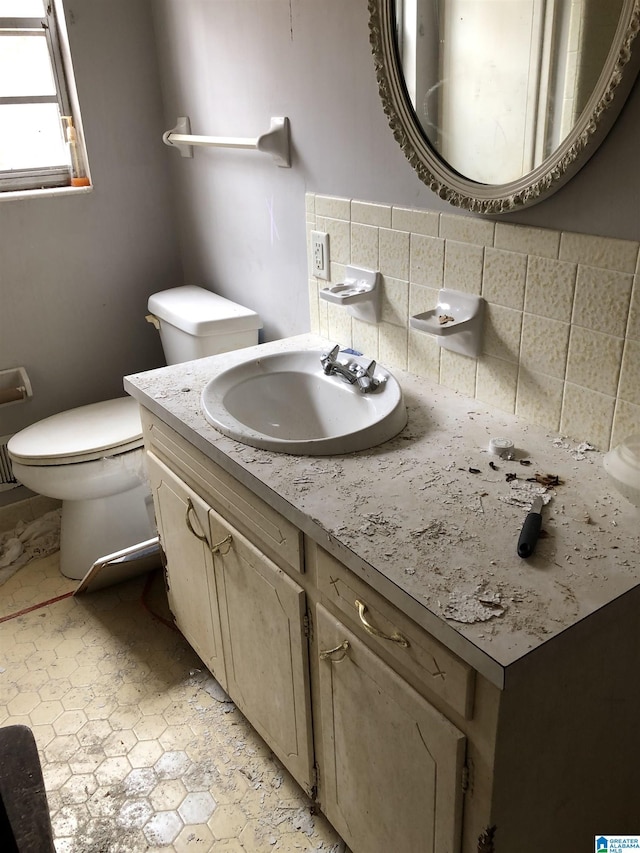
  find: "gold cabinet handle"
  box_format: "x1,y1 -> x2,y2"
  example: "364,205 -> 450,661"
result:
185,497 -> 210,546
355,599 -> 410,648
185,498 -> 233,555
211,534 -> 233,555
319,640 -> 350,662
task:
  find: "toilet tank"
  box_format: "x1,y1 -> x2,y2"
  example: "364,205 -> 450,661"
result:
147,286 -> 262,365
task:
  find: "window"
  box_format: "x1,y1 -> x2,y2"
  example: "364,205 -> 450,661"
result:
0,0 -> 88,193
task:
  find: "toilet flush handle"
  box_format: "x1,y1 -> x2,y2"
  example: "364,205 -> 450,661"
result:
145,314 -> 160,330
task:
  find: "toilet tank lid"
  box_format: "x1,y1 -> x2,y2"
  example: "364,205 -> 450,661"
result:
148,286 -> 262,336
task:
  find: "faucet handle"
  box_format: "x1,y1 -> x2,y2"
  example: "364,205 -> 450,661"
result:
320,344 -> 340,373
356,359 -> 379,392
363,359 -> 376,377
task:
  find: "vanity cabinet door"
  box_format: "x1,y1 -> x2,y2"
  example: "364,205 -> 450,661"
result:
146,453 -> 227,690
315,605 -> 466,853
210,509 -> 315,796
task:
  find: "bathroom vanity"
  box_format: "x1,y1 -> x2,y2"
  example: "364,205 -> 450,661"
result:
124,334 -> 640,853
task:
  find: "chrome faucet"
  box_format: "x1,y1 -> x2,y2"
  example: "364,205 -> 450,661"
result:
320,345 -> 355,382
320,345 -> 381,393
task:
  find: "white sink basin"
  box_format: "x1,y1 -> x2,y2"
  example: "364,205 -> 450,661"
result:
201,349 -> 407,455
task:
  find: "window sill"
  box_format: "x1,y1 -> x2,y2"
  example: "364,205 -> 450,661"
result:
0,185 -> 93,203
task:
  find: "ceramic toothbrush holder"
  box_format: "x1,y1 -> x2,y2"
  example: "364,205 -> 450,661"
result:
319,266 -> 381,324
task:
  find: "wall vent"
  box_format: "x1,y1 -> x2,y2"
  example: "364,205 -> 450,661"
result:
0,436 -> 17,488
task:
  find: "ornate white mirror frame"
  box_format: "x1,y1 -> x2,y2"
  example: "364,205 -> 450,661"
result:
369,0 -> 640,213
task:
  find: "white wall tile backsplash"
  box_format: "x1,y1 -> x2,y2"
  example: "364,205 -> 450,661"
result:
306,193 -> 640,450
523,256 -> 577,322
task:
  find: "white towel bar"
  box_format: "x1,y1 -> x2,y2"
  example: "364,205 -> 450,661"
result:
162,116 -> 291,167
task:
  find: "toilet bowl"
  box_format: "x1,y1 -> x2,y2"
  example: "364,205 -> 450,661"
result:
8,286 -> 262,581
8,398 -> 152,580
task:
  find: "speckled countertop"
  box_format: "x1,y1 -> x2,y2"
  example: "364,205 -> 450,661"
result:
124,334 -> 640,688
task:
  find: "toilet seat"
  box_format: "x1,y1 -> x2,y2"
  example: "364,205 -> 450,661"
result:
8,397 -> 143,466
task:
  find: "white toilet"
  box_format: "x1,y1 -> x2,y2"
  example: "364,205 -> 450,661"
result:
8,286 -> 262,580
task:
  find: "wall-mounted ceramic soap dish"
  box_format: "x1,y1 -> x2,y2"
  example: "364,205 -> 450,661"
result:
319,265 -> 380,323
410,288 -> 485,357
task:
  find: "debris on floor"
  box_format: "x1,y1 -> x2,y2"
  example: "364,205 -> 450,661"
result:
0,509 -> 61,585
1,557 -> 344,852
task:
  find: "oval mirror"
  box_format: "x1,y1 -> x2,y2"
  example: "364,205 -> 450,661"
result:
369,0 -> 640,212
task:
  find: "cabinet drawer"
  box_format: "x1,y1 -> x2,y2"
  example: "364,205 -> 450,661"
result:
142,409 -> 303,574
315,545 -> 474,719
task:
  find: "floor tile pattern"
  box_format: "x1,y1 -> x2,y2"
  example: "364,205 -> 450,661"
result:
0,553 -> 345,852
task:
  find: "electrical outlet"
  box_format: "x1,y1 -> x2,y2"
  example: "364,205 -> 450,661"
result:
311,231 -> 330,280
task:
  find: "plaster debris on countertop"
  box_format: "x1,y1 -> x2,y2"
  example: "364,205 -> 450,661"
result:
284,421 -> 632,649
246,407 -> 636,650
358,511 -> 399,537
498,481 -> 554,508
124,334 -> 640,672
443,584 -> 506,623
551,437 -> 598,460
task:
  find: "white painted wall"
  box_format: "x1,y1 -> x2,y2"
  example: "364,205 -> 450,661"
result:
150,0 -> 408,343
151,0 -> 640,335
0,0 -> 182,441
